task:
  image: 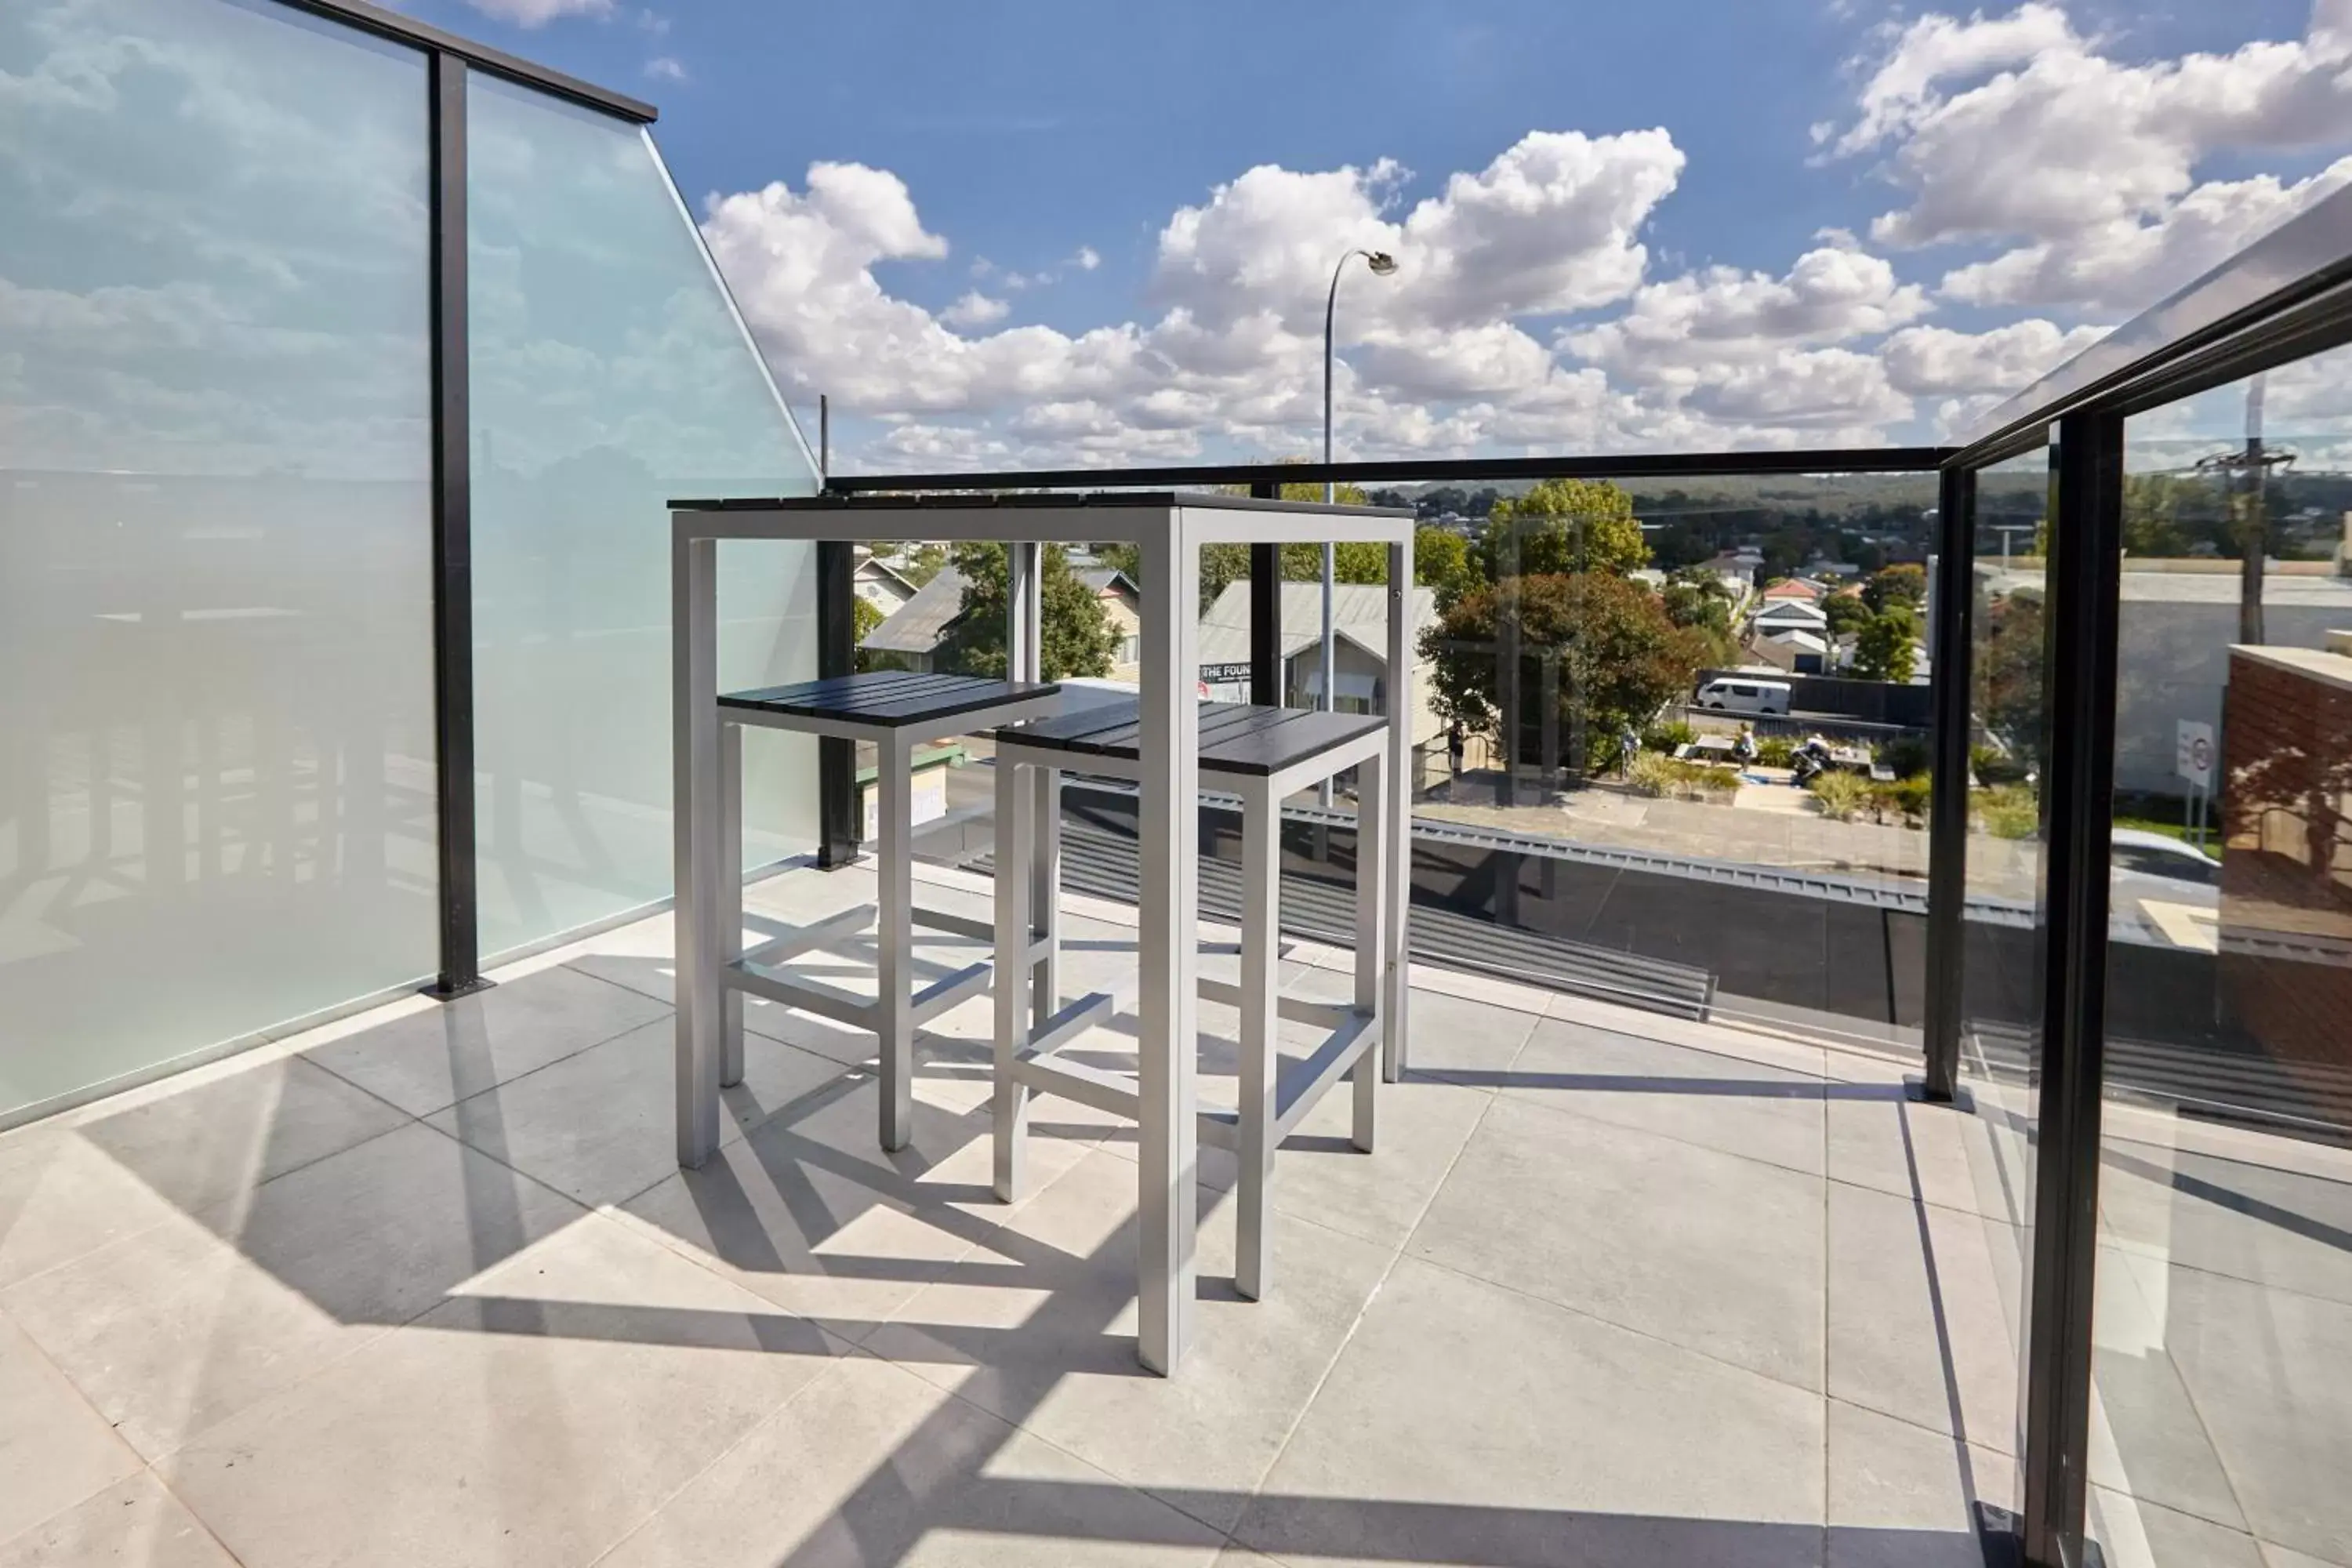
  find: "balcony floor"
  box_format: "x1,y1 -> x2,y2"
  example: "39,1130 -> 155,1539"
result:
0,858 -> 2028,1568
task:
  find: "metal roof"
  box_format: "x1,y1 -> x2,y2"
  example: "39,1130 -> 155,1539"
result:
860,569 -> 970,655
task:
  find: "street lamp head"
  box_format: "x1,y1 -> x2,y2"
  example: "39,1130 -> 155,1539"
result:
1364,250 -> 1399,276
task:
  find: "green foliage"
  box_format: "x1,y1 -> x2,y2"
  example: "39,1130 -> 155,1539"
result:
1661,580 -> 1732,634
1625,751 -> 1738,800
1870,775 -> 1932,824
899,543 -> 949,586
1808,770 -> 1871,821
1875,735 -> 1931,779
1970,742 -> 2028,786
2122,473 -> 2190,557
1860,563 -> 1926,613
1479,479 -> 1649,580
1643,719 -> 1698,753
1976,589 -> 2045,757
1279,541 -> 1389,583
1755,735 -> 1795,768
1852,608 -> 1918,684
1423,572 -> 1709,766
1414,525 -> 1482,608
851,595 -> 885,673
1974,783 -> 2040,839
1822,593 -> 1872,637
942,542 -> 1118,681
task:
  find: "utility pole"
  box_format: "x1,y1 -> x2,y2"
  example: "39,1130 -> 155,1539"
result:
2194,373 -> 2293,646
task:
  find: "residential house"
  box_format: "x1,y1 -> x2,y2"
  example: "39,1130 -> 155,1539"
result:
859,564 -> 1141,676
852,548 -> 919,615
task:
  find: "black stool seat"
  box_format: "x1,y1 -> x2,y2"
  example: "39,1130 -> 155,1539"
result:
721,670 -> 1061,728
996,699 -> 1383,777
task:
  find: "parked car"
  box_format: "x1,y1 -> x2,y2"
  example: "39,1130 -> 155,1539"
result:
1694,677 -> 1791,716
2109,828 -> 2220,887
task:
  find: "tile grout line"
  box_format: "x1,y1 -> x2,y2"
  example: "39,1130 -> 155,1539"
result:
1218,1082 -> 1512,1565
579,1338 -> 865,1568
299,967 -> 678,1123
584,1142 -> 1218,1566
1399,1232 -> 1838,1411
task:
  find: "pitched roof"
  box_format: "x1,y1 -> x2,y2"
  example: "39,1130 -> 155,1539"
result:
1760,579 -> 1824,600
1074,567 -> 1140,599
1751,598 -> 1829,626
861,568 -> 970,655
1194,579 -> 1437,669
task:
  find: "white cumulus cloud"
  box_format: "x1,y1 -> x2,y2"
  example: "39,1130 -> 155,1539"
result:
461,0 -> 612,26
1827,2 -> 2352,311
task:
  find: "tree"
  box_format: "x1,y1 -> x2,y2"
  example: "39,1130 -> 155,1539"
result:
1861,563 -> 1926,614
1976,587 -> 2045,759
1413,524 -> 1481,610
1479,479 -> 1649,580
851,594 -> 886,673
942,541 -> 1117,680
1852,608 -> 1919,684
898,542 -> 949,586
2122,473 -> 2190,557
1421,572 -> 1709,766
1822,593 -> 1872,638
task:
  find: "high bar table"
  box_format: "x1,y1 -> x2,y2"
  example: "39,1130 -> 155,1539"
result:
670,491 -> 1415,1374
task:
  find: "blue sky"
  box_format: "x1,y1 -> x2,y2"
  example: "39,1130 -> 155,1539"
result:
403,0 -> 2351,468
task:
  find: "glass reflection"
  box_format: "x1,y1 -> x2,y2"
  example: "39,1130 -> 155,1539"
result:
0,0 -> 437,1120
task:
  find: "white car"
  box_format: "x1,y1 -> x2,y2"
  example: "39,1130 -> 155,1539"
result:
2109,828 -> 2220,888
2109,827 -> 2219,952
1694,677 -> 1791,716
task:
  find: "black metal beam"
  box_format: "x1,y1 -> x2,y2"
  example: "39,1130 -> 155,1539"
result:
278,0 -> 657,122
823,446 -> 1954,495
2016,412 -> 2125,1568
1919,463 -> 1976,1102
423,53 -> 488,1000
1248,481 -> 1280,706
814,541 -> 862,869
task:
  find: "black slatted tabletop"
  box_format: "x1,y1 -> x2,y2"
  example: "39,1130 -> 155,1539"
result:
720,670 -> 1061,728
994,699 -> 1385,778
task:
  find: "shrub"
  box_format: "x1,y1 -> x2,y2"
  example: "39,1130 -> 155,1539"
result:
1643,719 -> 1697,753
1624,751 -> 1675,797
1809,770 -> 1871,821
1972,742 -> 2029,786
1755,735 -> 1795,768
1975,783 -> 2038,839
1871,775 -> 1932,824
1876,736 -> 1931,779
1626,752 -> 1737,801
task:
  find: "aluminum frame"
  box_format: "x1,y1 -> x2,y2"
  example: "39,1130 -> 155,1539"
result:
672,495 -> 1414,1374
989,719 -> 1389,1305
710,693 -> 1061,1150
1919,463 -> 1975,1102
421,49 -> 486,1000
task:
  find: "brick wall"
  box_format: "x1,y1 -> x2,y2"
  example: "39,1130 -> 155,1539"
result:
2218,648 -> 2352,1081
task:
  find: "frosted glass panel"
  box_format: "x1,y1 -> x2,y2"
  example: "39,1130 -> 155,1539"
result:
467,78 -> 820,959
0,0 -> 438,1120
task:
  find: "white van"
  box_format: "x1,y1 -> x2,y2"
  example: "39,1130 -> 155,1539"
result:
1694,677 -> 1791,716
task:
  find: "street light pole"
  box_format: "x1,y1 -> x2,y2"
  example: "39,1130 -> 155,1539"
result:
1320,248 -> 1397,804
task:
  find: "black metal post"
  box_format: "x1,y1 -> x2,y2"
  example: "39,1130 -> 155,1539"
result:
1920,463 -> 1976,1102
815,539 -> 860,868
2015,412 -> 2125,1568
423,52 -> 488,1000
1249,481 -> 1280,706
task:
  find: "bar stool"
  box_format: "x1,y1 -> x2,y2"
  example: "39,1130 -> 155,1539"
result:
988,699 -> 1390,1301
713,670 -> 1064,1149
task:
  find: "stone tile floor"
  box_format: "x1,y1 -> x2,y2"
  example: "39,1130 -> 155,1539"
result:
1,856 -> 2056,1566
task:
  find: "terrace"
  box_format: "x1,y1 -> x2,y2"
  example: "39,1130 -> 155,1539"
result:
5,3 -> 2352,1567
2,855 -> 2026,1568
